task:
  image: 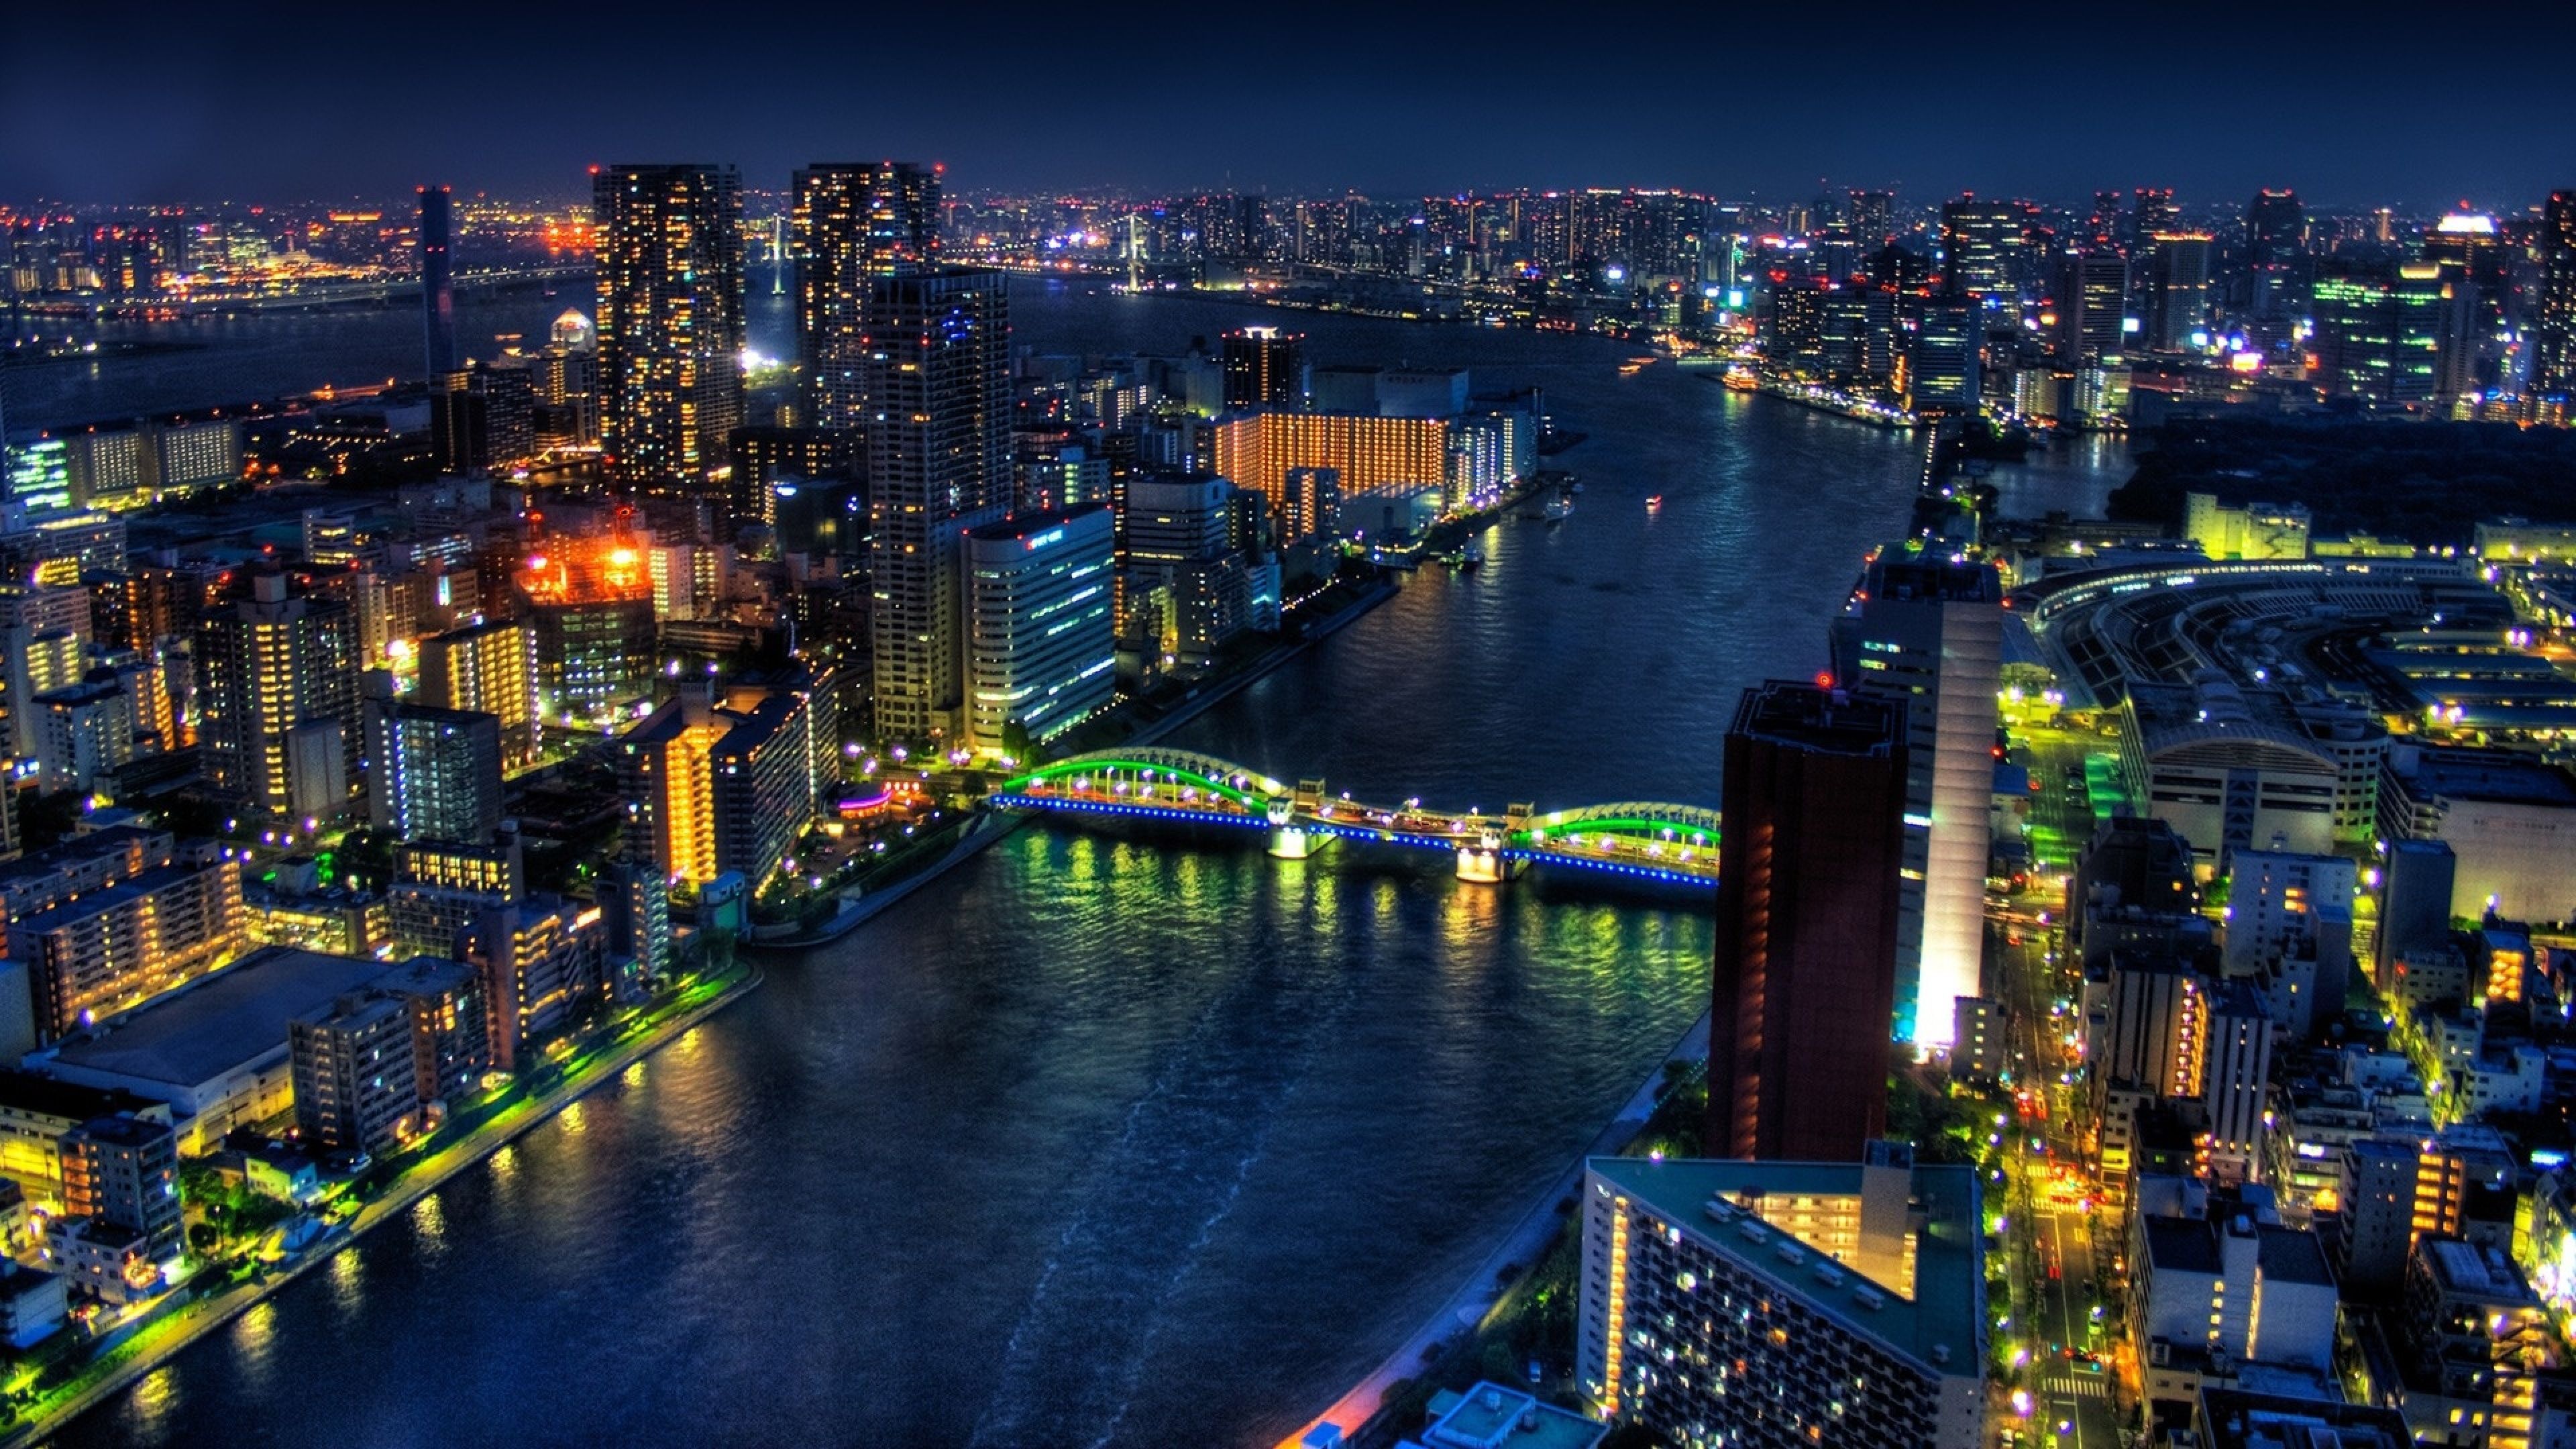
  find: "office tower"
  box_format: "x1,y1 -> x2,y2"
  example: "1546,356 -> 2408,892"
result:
2201,979 -> 2272,1184
289,993 -> 424,1154
1939,195 -> 2029,301
616,685 -> 820,888
2130,186 -> 2181,247
2531,191 -> 2576,400
31,680 -> 133,796
195,573 -> 361,824
417,617 -> 539,769
419,185 -> 456,379
1908,298 -> 1982,413
0,584 -> 91,759
3,437 -> 71,513
4,854 -> 244,1040
1829,551 -> 2002,1047
2310,260 -> 2465,409
60,1115 -> 180,1258
2377,839 -> 2459,991
364,692 -> 504,844
593,164 -> 746,491
965,504 -> 1115,755
2244,188 -> 2306,325
2056,250 -> 2131,362
1220,327 -> 1305,410
2147,233 -> 2214,351
794,161 -> 941,433
1848,188 -> 1896,247
1707,682 -> 1908,1161
864,268 -> 1011,743
1576,1148 -> 1986,1449
1120,475 -> 1260,669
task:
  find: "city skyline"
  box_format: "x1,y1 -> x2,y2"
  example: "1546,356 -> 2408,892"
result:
8,3 -> 2576,208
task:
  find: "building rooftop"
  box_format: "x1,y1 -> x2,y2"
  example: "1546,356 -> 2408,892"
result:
6,859 -> 223,938
1731,680 -> 1905,755
1417,1383 -> 1605,1449
44,947 -> 395,1091
2392,746 -> 2576,808
0,1069 -> 164,1125
1585,1155 -> 1983,1379
2256,1226 -> 2335,1287
2199,1387 -> 2412,1449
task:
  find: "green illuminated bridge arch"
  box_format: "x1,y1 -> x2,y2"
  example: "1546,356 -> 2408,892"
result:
991,752 -> 1720,889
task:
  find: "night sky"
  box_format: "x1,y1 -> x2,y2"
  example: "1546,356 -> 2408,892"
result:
8,1 -> 2574,209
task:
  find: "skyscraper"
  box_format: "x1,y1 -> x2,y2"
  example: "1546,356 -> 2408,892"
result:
195,573 -> 362,824
1707,681 -> 1909,1161
419,185 -> 456,379
1939,195 -> 2030,301
2056,250 -> 2131,362
793,161 -> 941,433
1220,327 -> 1305,410
593,164 -> 746,492
2532,191 -> 2576,402
864,268 -> 1012,743
1829,550 -> 2003,1048
2146,233 -> 2214,352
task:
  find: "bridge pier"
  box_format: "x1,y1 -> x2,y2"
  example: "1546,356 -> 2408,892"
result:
1456,828 -> 1525,884
1267,800 -> 1321,860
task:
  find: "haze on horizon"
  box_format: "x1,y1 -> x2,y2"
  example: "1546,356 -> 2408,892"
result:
7,0 -> 2575,211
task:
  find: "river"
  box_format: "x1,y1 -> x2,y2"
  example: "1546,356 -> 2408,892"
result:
44,286 -> 2126,1448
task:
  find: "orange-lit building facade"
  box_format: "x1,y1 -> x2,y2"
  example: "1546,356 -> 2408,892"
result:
1209,411 -> 1447,512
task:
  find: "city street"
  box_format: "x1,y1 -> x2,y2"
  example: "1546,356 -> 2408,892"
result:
1993,710 -> 2133,1449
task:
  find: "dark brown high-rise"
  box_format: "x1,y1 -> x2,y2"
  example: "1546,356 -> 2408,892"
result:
1707,680 -> 1909,1162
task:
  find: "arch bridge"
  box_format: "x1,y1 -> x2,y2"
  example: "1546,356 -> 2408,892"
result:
990,751 -> 1719,890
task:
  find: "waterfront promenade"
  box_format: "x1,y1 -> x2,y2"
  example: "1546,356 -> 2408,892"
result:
8,961 -> 764,1446
1279,1005 -> 1714,1448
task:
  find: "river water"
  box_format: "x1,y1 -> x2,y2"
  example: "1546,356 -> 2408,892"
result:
44,286 -> 2125,1448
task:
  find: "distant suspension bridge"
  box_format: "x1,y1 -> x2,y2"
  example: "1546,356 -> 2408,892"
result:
989,749 -> 1720,890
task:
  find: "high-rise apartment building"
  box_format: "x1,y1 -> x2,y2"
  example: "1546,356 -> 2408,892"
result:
5,855 -> 244,1040
2201,979 -> 2273,1184
617,684 -> 821,888
1208,411 -> 1448,513
417,616 -> 539,769
419,184 -> 456,379
864,268 -> 1012,743
288,993 -> 423,1155
793,161 -> 940,433
1577,1147 -> 1986,1449
593,164 -> 745,491
965,505 -> 1116,755
60,1114 -> 180,1259
1708,682 -> 1909,1161
1220,327 -> 1305,410
1829,550 -> 2002,1048
364,692 -> 504,845
195,573 -> 361,823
